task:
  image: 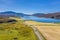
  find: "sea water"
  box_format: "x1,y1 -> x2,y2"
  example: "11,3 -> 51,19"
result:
22,16 -> 60,23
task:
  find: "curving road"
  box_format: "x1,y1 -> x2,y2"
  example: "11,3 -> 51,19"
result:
25,22 -> 44,40
30,26 -> 44,40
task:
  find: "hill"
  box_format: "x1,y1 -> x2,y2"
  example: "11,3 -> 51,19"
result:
0,11 -> 29,17
32,12 -> 60,19
0,17 -> 38,40
32,13 -> 45,17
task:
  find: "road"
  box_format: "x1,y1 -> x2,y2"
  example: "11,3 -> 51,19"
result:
31,26 -> 44,40
25,22 -> 44,40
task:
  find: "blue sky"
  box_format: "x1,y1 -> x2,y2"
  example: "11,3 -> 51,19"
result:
0,0 -> 60,14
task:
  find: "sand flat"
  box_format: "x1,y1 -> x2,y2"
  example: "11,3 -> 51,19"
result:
25,21 -> 60,40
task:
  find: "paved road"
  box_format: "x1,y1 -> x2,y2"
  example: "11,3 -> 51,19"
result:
25,22 -> 44,40
31,26 -> 44,40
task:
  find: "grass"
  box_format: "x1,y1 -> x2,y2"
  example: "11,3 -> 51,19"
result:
0,18 -> 38,40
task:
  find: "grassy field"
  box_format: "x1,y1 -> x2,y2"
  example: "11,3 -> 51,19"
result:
0,18 -> 38,40
25,21 -> 60,40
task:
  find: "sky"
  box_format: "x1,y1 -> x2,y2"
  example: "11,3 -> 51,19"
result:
0,0 -> 60,14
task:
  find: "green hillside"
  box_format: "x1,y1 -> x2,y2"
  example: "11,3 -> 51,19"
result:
0,17 -> 38,40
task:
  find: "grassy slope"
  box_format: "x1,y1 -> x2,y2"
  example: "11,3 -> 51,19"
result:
0,18 -> 38,40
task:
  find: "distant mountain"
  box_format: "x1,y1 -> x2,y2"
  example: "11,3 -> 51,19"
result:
0,11 -> 29,17
32,13 -> 45,17
32,12 -> 60,19
43,12 -> 60,19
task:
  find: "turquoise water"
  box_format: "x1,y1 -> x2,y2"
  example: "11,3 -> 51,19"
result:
22,16 -> 60,23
